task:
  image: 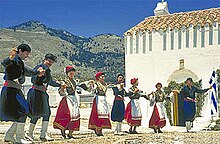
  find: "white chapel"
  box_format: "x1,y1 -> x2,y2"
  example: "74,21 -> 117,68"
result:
124,1 -> 220,91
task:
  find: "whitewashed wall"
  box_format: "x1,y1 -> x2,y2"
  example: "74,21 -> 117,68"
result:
125,24 -> 220,91
125,24 -> 220,127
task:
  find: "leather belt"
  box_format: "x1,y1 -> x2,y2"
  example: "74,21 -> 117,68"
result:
115,95 -> 124,100
32,85 -> 47,92
184,98 -> 196,102
4,80 -> 22,89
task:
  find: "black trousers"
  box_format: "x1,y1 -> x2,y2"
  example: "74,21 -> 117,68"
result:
0,86 -> 28,123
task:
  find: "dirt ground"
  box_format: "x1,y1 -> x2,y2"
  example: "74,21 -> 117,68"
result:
1,131 -> 220,144
1,117 -> 220,144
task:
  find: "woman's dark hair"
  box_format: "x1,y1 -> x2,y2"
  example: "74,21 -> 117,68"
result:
17,44 -> 31,53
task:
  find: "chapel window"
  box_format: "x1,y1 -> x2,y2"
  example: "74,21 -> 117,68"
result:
136,33 -> 139,53
201,27 -> 205,48
209,26 -> 213,46
163,32 -> 166,51
143,32 -> 146,53
178,30 -> 182,49
171,31 -> 174,50
149,33 -> 152,51
193,27 -> 197,48
186,28 -> 189,48
130,35 -> 133,54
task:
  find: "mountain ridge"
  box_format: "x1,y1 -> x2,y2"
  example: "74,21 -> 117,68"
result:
1,20 -> 125,82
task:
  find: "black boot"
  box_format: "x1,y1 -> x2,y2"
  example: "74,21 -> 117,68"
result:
132,126 -> 138,134
153,128 -> 157,133
95,130 -> 103,136
61,130 -> 66,138
99,130 -> 104,136
158,128 -> 163,133
67,134 -> 74,139
96,132 -> 104,136
125,126 -> 133,134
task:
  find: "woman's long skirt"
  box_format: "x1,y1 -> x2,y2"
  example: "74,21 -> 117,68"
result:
88,96 -> 111,130
149,102 -> 166,129
53,95 -> 80,131
124,99 -> 142,126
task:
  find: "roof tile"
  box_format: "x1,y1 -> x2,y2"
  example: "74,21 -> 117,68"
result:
125,8 -> 220,35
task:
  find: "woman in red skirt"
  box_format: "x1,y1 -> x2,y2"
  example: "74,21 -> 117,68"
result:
53,66 -> 80,139
125,78 -> 147,134
88,72 -> 111,136
148,83 -> 166,133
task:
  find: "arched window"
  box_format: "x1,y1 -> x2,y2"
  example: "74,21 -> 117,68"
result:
178,30 -> 182,49
136,33 -> 139,53
209,26 -> 213,45
218,25 -> 220,45
171,31 -> 174,50
143,32 -> 146,53
149,33 -> 152,51
186,28 -> 189,48
163,32 -> 166,51
201,27 -> 205,48
130,35 -> 133,54
193,27 -> 197,48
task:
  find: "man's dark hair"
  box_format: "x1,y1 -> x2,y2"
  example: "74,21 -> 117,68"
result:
44,53 -> 57,62
17,44 -> 31,53
186,77 -> 193,83
117,73 -> 124,78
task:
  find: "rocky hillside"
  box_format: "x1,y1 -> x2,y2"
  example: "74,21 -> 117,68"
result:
0,20 -> 125,82
9,20 -> 89,48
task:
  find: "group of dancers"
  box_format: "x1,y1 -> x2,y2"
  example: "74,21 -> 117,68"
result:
54,67 -> 168,137
0,44 -> 212,144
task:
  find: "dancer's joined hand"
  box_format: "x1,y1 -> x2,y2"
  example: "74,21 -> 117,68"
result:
89,80 -> 95,88
60,81 -> 67,89
37,67 -> 45,77
134,88 -> 139,93
9,47 -> 17,60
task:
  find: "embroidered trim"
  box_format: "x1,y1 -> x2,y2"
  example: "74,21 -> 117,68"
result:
53,122 -> 80,131
88,124 -> 111,130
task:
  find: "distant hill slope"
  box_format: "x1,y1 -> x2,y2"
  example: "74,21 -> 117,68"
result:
0,20 -> 125,82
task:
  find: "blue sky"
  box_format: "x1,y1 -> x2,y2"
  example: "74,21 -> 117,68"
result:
0,0 -> 219,37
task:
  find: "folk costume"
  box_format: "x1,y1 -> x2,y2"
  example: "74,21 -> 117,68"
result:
111,74 -> 127,135
149,83 -> 166,133
53,66 -> 80,139
26,54 -> 61,141
88,72 -> 111,136
125,78 -> 147,134
180,78 -> 209,132
0,44 -> 40,144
